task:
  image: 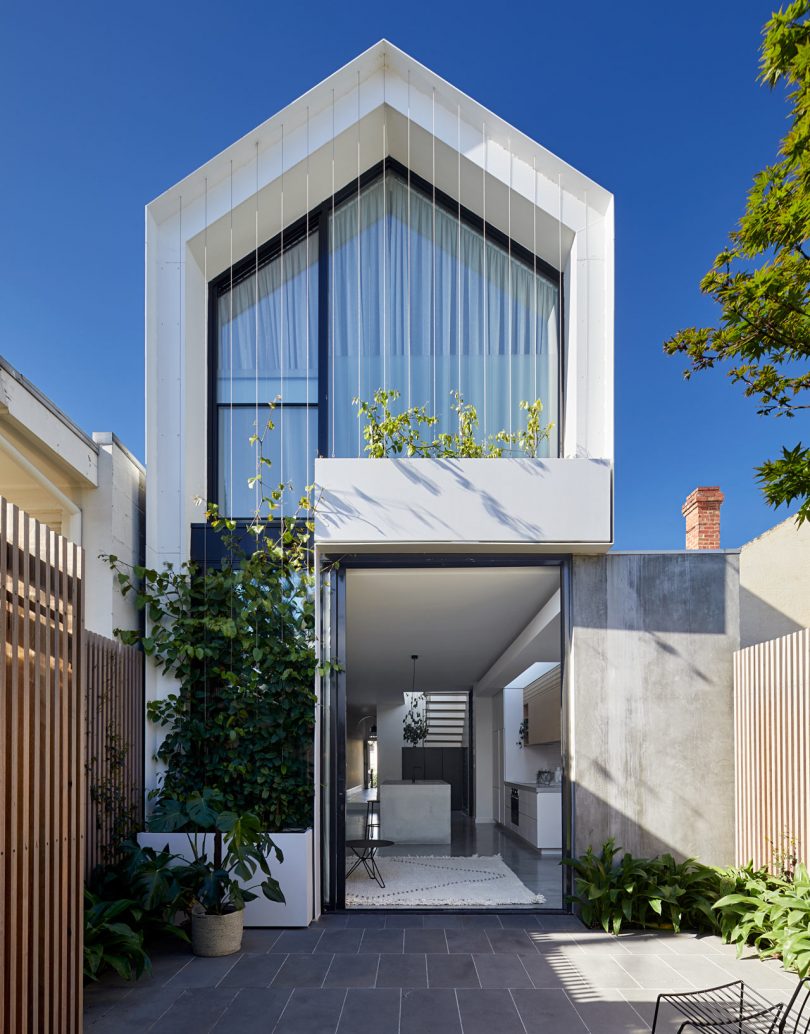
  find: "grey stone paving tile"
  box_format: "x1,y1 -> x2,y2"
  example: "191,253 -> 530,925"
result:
662,952 -> 734,988
314,929 -> 363,954
568,992 -> 652,1034
456,988 -> 525,1034
663,932 -> 726,955
495,912 -> 543,929
144,950 -> 196,984
485,928 -> 541,954
323,953 -> 380,988
86,989 -> 182,1033
519,951 -> 576,989
218,952 -> 286,987
620,988 -> 683,1033
403,928 -> 448,953
337,988 -> 400,1033
462,914 -> 501,929
273,928 -> 324,953
210,987 -> 292,1030
568,953 -> 643,989
358,928 -> 404,953
399,988 -> 461,1034
271,953 -> 332,988
608,933 -> 665,954
472,953 -> 533,988
510,988 -> 589,1033
384,914 -> 424,928
427,953 -> 479,988
445,928 -> 492,953
536,915 -> 587,932
83,984 -> 133,1025
712,955 -> 799,991
240,928 -> 283,952
163,953 -> 242,988
613,953 -> 689,989
274,988 -> 347,1034
344,912 -> 386,928
376,952 -> 428,988
421,913 -> 464,928
148,988 -> 237,1033
310,914 -> 349,929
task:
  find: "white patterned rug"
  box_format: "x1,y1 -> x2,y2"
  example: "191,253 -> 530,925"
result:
345,854 -> 546,908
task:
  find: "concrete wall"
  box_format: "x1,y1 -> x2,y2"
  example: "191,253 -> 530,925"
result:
570,551 -> 739,865
376,700 -> 408,785
345,707 -> 367,791
739,516 -> 810,648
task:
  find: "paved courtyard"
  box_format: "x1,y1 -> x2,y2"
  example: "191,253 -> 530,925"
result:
84,912 -> 801,1034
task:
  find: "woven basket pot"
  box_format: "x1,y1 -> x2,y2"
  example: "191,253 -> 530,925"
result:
191,907 -> 244,957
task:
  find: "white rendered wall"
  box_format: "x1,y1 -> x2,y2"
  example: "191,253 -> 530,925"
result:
740,516 -> 810,648
82,435 -> 145,637
473,695 -> 493,822
314,458 -> 611,549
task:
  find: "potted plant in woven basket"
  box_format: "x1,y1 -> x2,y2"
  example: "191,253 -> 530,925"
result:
149,789 -> 285,956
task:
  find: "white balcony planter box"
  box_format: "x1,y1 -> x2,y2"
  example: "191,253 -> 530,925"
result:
314,456 -> 612,549
138,828 -> 313,928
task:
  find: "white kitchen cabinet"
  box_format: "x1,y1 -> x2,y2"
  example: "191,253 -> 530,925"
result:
502,781 -> 561,852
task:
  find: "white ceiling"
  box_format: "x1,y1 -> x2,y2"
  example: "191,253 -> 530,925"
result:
345,566 -> 560,707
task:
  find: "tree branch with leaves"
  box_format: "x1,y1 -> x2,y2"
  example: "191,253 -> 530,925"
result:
665,0 -> 810,523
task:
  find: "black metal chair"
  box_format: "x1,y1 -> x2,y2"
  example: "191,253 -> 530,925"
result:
651,977 -> 809,1033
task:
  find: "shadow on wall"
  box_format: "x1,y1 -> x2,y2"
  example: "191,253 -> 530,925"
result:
572,780 -> 734,867
739,585 -> 804,650
572,552 -> 736,635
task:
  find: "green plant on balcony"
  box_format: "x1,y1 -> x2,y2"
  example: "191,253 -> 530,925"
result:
354,388 -> 553,458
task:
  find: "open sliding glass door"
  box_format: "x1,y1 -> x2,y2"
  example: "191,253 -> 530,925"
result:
319,561 -> 346,911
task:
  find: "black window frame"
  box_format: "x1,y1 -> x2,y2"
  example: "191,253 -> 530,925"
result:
207,156 -> 565,518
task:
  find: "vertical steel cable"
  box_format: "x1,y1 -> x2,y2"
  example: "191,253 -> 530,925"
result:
482,124 -> 488,439
457,104 -> 462,410
356,71 -> 362,457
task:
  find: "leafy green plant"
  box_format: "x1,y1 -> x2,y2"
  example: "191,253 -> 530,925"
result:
87,839 -> 191,940
714,863 -> 810,977
106,533 -> 317,830
402,693 -> 429,747
563,840 -> 721,935
354,389 -> 553,459
149,789 -> 285,915
664,0 -> 810,524
83,891 -> 151,982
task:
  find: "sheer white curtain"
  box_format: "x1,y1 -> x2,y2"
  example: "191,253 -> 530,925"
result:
217,232 -> 318,515
329,174 -> 558,456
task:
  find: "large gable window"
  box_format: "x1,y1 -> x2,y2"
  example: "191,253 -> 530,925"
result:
216,232 -> 318,518
213,163 -> 560,519
329,171 -> 559,459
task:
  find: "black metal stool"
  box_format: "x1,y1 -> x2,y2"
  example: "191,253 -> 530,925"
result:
364,796 -> 379,837
345,838 -> 394,888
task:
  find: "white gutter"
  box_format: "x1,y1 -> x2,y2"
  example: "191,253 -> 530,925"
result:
0,433 -> 82,544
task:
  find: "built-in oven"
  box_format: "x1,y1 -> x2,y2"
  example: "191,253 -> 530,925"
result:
510,787 -> 520,826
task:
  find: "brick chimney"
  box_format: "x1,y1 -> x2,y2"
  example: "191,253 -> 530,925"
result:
682,486 -> 724,550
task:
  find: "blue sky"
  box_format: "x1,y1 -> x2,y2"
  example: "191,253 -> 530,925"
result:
2,0 -> 804,549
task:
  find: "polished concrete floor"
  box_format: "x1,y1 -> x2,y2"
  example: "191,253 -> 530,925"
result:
345,799 -> 563,908
84,913 -> 803,1034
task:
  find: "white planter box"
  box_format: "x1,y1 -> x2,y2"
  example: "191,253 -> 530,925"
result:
138,829 -> 313,927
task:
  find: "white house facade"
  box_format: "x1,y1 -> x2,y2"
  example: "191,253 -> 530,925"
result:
146,42 -> 751,922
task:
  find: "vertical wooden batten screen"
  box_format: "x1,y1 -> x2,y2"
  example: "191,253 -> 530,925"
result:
85,632 -> 144,877
0,499 -> 85,1034
734,627 -> 810,870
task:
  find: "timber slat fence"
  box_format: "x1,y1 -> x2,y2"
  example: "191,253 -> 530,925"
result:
85,631 -> 144,877
0,499 -> 85,1034
734,627 -> 810,871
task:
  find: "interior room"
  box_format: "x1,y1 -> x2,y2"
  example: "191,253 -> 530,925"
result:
342,563 -> 564,910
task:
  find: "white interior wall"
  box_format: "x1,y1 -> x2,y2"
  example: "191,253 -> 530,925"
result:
376,699 -> 408,785
473,695 -> 493,822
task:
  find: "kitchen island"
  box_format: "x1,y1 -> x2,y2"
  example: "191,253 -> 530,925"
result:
379,780 -> 451,844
